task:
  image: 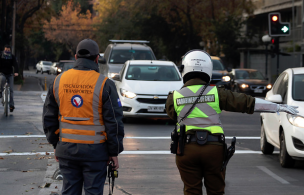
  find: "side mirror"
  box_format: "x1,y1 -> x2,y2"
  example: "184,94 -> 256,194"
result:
112,74 -> 121,81
98,57 -> 106,64
265,77 -> 269,81
227,67 -> 232,72
266,94 -> 282,103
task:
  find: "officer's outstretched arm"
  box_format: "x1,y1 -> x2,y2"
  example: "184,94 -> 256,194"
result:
254,98 -> 299,115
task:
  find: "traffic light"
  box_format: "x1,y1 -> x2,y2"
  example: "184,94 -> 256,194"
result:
269,37 -> 280,58
268,12 -> 290,36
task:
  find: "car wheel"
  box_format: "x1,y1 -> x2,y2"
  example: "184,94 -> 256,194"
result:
260,124 -> 274,154
280,131 -> 295,168
36,69 -> 39,74
41,69 -> 44,74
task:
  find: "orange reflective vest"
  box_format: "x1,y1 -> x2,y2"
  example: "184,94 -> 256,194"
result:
53,69 -> 108,144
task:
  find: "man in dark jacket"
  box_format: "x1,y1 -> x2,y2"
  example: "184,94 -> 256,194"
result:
0,45 -> 19,112
43,39 -> 124,195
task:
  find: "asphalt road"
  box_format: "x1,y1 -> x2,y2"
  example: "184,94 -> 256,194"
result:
0,71 -> 303,195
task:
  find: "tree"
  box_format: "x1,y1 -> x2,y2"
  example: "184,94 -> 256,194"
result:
43,0 -> 96,55
93,0 -> 255,65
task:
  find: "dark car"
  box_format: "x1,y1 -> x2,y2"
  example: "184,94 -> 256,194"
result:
57,60 -> 75,74
62,63 -> 74,72
229,69 -> 272,96
210,56 -> 231,89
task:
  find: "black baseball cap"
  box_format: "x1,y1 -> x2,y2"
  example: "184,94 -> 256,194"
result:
76,39 -> 99,57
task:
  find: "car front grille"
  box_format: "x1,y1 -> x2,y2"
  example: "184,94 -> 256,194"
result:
136,98 -> 167,104
210,79 -> 221,85
250,85 -> 266,90
136,109 -> 166,114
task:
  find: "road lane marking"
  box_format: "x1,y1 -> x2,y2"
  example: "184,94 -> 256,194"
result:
125,136 -> 260,139
0,135 -> 46,138
0,135 -> 260,139
0,150 -> 279,156
257,166 -> 290,184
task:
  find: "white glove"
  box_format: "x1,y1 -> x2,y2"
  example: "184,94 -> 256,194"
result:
276,104 -> 299,115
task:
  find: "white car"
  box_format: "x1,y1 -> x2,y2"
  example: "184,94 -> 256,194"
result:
113,60 -> 183,118
36,61 -> 53,74
260,67 -> 304,167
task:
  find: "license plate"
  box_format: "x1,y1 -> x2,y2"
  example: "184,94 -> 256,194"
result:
254,89 -> 263,93
147,106 -> 165,112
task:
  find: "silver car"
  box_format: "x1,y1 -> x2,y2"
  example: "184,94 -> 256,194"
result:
36,61 -> 53,74
99,40 -> 156,79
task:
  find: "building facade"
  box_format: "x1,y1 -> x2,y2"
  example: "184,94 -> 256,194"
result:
240,0 -> 304,82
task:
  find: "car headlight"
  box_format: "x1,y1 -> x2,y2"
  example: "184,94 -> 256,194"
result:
240,84 -> 249,88
58,69 -> 62,72
222,76 -> 230,82
120,88 -> 136,99
287,114 -> 304,128
266,84 -> 272,89
108,73 -> 119,79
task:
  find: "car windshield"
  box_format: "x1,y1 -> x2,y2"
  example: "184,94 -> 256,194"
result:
235,70 -> 265,80
212,59 -> 225,70
109,50 -> 155,64
125,65 -> 181,81
43,62 -> 52,66
292,74 -> 304,101
63,63 -> 74,71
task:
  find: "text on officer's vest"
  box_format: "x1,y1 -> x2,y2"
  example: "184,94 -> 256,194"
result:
176,94 -> 215,106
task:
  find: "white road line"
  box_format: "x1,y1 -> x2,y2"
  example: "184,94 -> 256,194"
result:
0,135 -> 46,138
0,135 -> 260,139
125,136 -> 260,139
257,166 -> 290,184
0,150 -> 279,156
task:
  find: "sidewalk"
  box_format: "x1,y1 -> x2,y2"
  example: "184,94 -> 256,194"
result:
14,72 -> 43,92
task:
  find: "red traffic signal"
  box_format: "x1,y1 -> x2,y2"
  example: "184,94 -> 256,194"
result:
272,15 -> 278,22
268,12 -> 290,36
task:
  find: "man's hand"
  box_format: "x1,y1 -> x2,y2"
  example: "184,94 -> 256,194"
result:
277,104 -> 299,115
14,73 -> 18,77
54,149 -> 59,162
108,156 -> 119,170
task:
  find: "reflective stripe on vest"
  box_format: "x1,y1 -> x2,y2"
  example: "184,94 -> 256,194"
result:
53,69 -> 108,144
173,85 -> 223,134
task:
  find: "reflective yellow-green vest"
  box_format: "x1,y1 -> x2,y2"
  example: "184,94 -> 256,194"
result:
173,85 -> 223,134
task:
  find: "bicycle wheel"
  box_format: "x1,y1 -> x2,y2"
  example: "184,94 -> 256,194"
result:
4,87 -> 8,117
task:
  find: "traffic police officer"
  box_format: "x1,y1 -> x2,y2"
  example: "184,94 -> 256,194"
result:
166,50 -> 298,195
43,39 -> 124,195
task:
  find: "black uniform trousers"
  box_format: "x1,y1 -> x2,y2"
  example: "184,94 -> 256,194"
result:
176,143 -> 225,195
59,158 -> 107,195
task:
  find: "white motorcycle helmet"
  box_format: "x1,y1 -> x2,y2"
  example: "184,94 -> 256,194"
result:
180,50 -> 213,83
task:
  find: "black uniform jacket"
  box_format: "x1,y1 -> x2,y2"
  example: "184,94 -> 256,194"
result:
43,58 -> 124,161
166,78 -> 256,125
0,52 -> 19,75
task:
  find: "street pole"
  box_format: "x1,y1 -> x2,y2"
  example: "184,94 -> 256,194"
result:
265,44 -> 268,78
276,37 -> 280,78
12,0 -> 16,55
262,35 -> 271,78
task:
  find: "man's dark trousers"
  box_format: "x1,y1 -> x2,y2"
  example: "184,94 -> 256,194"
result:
59,158 -> 107,195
